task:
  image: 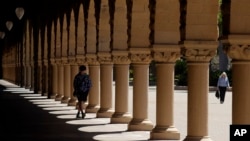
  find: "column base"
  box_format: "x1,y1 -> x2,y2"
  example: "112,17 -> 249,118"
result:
30,87 -> 34,91
61,96 -> 70,103
183,136 -> 212,141
86,104 -> 100,113
128,118 -> 154,131
43,92 -> 48,96
150,126 -> 180,140
55,95 -> 63,101
68,98 -> 77,106
97,108 -> 114,118
49,94 -> 57,99
25,85 -> 31,89
111,112 -> 132,123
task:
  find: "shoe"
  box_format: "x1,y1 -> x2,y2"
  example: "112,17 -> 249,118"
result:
76,112 -> 80,118
82,113 -> 86,119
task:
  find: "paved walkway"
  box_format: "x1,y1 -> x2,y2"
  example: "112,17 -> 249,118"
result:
0,79 -> 231,141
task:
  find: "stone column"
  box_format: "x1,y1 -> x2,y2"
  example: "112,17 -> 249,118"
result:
50,59 -> 58,99
25,65 -> 31,89
128,48 -> 154,131
97,53 -> 114,118
182,41 -> 217,141
30,61 -> 34,91
23,62 -> 27,87
43,60 -> 49,96
111,51 -> 132,123
37,60 -> 42,94
61,59 -> 71,103
55,59 -> 64,101
150,46 -> 180,140
223,35 -> 250,125
68,63 -> 78,106
86,54 -> 100,113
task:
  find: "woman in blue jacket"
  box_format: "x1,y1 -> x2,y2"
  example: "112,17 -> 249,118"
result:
217,72 -> 230,104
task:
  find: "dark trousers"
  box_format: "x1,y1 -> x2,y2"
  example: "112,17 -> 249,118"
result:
219,86 -> 227,102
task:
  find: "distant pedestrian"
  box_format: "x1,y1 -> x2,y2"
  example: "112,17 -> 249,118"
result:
217,72 -> 230,104
73,65 -> 92,118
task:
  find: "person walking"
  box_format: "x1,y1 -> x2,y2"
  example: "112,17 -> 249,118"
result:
73,65 -> 92,118
217,72 -> 230,104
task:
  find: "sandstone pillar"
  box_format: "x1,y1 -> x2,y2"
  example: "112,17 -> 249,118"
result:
223,35 -> 250,125
55,63 -> 64,101
150,46 -> 180,140
96,53 -> 114,118
68,64 -> 78,106
182,41 -> 217,141
86,54 -> 100,113
111,51 -> 132,123
61,62 -> 71,103
50,61 -> 58,99
128,48 -> 154,131
25,65 -> 31,89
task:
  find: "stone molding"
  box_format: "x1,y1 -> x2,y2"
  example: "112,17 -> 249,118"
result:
43,59 -> 48,66
112,51 -> 131,64
55,58 -> 62,64
182,41 -> 217,62
68,56 -> 76,65
75,55 -> 85,64
37,60 -> 42,65
50,58 -> 56,65
86,54 -> 100,65
61,57 -> 68,64
152,45 -> 181,63
222,35 -> 250,61
98,52 -> 113,64
129,48 -> 152,64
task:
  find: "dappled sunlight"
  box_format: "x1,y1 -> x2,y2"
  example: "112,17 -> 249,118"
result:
93,131 -> 150,141
66,118 -> 110,125
49,109 -> 78,115
23,96 -> 47,99
20,94 -> 40,97
56,114 -> 78,119
57,113 -> 96,119
3,88 -> 30,92
37,103 -> 68,107
42,106 -> 75,111
11,91 -> 34,94
78,123 -> 127,133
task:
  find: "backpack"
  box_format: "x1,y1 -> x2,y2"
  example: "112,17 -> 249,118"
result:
79,74 -> 92,93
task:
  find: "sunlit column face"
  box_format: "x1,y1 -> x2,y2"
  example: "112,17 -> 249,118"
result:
0,31 -> 5,39
15,7 -> 25,20
6,21 -> 13,31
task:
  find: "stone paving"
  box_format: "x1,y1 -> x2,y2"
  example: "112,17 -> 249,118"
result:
0,79 -> 231,141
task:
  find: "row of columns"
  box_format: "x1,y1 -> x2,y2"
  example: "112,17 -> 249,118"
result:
3,1 -> 250,141
3,42 -> 219,141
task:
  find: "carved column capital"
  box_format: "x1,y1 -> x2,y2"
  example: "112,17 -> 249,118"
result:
86,54 -> 100,65
112,51 -> 131,64
68,56 -> 76,65
43,59 -> 48,66
55,58 -> 62,64
152,45 -> 181,63
182,41 -> 217,62
75,55 -> 86,64
50,58 -> 56,65
129,48 -> 152,64
61,57 -> 68,64
98,52 -> 113,64
222,35 -> 250,61
37,60 -> 42,65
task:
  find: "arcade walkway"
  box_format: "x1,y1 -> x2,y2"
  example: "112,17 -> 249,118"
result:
0,79 -> 231,141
